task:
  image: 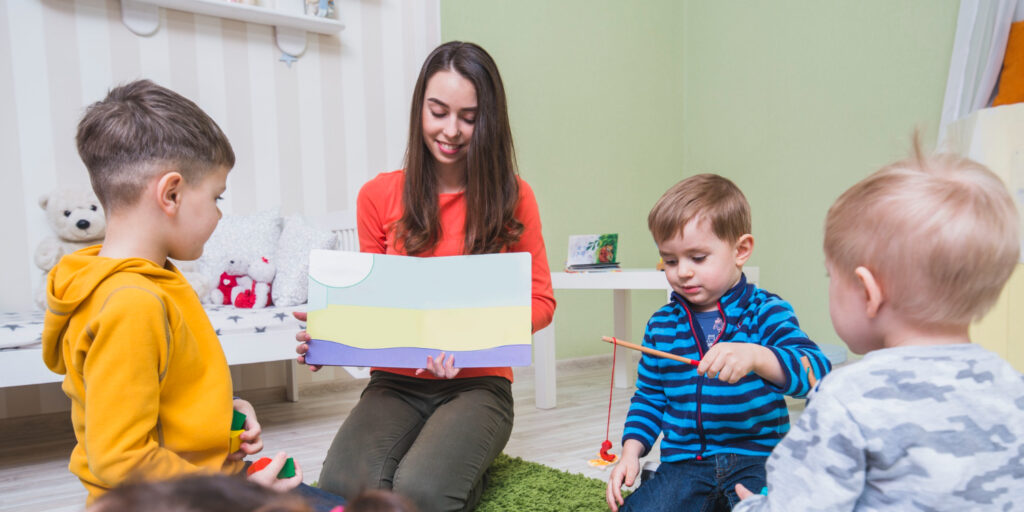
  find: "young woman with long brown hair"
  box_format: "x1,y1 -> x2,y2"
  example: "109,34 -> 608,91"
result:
294,41 -> 555,512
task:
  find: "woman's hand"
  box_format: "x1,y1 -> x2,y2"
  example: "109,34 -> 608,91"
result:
228,399 -> 263,461
293,311 -> 322,372
246,451 -> 303,492
415,352 -> 460,379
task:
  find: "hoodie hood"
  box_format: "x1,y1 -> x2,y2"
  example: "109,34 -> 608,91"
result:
41,245 -> 189,374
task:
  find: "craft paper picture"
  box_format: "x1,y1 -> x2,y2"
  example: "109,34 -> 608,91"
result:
305,250 -> 532,368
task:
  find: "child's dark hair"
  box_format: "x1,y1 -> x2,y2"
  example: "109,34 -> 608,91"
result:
87,474 -> 309,512
76,79 -> 234,212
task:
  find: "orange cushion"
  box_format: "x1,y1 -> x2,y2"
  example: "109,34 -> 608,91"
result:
993,20 -> 1024,106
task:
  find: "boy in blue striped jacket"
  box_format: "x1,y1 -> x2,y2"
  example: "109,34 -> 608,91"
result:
606,174 -> 831,512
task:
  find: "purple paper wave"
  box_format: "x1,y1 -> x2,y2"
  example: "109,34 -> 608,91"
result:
305,339 -> 532,368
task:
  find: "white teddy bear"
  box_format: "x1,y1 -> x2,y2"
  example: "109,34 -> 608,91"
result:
34,187 -> 106,308
233,257 -> 275,309
210,257 -> 252,306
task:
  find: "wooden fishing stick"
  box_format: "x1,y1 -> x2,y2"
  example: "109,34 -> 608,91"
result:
601,336 -> 699,366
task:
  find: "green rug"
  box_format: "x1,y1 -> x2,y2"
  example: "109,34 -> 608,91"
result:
476,454 -> 612,512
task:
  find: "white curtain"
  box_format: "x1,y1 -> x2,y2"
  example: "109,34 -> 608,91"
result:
938,0 -> 1024,142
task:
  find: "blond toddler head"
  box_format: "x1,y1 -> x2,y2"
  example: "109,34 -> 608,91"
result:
824,143 -> 1019,328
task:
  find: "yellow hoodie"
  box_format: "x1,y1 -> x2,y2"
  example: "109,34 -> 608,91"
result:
42,246 -> 243,503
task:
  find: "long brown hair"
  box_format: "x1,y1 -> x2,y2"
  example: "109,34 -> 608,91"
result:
396,41 -> 523,255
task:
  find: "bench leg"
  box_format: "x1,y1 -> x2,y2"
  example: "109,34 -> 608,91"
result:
285,361 -> 299,402
533,321 -> 556,409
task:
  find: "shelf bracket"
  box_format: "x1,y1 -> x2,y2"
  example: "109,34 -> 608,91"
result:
121,0 -> 161,37
119,0 -> 315,59
274,26 -> 307,57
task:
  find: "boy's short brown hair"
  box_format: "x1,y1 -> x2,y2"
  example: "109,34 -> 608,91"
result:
824,143 -> 1020,327
76,79 -> 234,212
88,474 -> 310,512
648,173 -> 751,244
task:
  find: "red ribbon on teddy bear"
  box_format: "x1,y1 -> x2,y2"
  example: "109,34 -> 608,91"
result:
234,257 -> 274,308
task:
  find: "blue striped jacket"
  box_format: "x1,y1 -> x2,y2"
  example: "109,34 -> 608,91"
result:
623,273 -> 831,462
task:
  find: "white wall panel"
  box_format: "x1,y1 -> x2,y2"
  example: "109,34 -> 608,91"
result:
0,0 -> 440,418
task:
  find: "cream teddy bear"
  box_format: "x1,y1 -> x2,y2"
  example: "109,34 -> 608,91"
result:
234,256 -> 275,309
210,257 -> 252,306
34,187 -> 106,308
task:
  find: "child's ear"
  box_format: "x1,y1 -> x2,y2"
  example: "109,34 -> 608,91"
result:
156,171 -> 184,216
854,266 -> 884,318
733,234 -> 754,266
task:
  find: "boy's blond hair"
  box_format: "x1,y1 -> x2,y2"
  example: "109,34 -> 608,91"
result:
825,143 -> 1020,327
76,79 -> 234,212
648,173 -> 751,244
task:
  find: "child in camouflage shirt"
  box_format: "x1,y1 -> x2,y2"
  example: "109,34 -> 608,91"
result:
734,144 -> 1024,511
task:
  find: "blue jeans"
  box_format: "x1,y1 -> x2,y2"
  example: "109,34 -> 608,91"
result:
621,454 -> 767,512
294,482 -> 346,512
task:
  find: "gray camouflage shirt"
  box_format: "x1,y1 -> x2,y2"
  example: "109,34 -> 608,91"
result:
733,344 -> 1024,511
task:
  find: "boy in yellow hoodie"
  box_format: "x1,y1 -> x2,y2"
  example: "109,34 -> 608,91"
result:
41,80 -> 318,505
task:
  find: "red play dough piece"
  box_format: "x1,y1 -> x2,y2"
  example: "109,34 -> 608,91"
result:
247,457 -> 272,475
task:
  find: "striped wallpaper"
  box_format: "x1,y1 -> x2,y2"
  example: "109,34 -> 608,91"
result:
0,0 -> 440,418
0,0 -> 440,313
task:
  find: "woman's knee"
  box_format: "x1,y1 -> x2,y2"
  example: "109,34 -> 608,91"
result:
317,456 -> 367,500
393,477 -> 448,512
393,466 -> 480,512
318,427 -> 400,499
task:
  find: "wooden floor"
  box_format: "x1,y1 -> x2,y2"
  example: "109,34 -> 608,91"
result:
0,356 -> 805,511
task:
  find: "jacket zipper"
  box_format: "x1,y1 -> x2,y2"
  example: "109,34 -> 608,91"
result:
685,302 -> 727,461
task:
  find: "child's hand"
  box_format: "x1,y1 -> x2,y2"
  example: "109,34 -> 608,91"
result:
697,342 -> 781,385
246,451 -> 303,492
606,441 -> 643,512
293,311 -> 322,372
229,398 -> 263,460
415,352 -> 460,379
735,483 -> 755,500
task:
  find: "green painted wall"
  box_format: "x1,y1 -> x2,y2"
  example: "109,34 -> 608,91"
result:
441,0 -> 687,359
442,1 -> 959,358
679,2 -> 958,350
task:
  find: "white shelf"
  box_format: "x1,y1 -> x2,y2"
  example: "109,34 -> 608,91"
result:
550,266 -> 759,290
121,0 -> 344,57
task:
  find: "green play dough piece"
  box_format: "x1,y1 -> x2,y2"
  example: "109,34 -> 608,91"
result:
278,457 -> 296,478
231,410 -> 246,431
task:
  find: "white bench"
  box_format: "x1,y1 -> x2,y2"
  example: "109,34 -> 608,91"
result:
8,209 -> 728,410
0,211 -> 362,402
0,306 -> 307,394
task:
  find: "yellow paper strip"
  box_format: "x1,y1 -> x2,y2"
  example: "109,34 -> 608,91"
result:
308,304 -> 531,351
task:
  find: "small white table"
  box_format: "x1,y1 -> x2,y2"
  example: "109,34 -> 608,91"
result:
531,267 -> 759,410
